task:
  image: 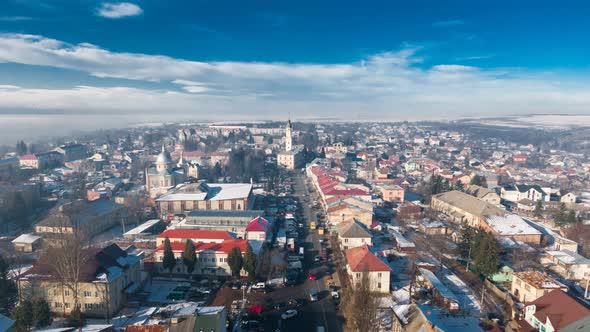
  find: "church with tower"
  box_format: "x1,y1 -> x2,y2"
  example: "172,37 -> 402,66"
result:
145,146 -> 193,197
277,118 -> 304,169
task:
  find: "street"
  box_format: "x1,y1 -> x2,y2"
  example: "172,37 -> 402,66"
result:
282,172 -> 342,332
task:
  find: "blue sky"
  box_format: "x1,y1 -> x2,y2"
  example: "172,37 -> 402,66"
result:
0,0 -> 590,127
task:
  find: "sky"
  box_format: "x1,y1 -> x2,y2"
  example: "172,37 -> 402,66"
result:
1,0 -> 590,142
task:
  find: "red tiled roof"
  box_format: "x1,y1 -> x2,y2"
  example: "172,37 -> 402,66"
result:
126,325 -> 168,332
156,239 -> 248,254
157,229 -> 234,241
245,216 -> 269,232
19,154 -> 37,160
346,245 -> 391,272
525,290 -> 590,330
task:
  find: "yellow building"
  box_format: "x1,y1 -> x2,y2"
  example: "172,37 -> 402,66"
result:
18,244 -> 143,318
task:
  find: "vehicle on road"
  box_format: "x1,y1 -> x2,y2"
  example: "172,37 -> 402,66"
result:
314,255 -> 322,263
252,282 -> 266,289
308,272 -> 317,280
310,221 -> 316,230
280,309 -> 298,320
288,298 -> 305,307
309,290 -> 318,302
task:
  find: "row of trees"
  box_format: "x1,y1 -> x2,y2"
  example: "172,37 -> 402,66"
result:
11,299 -> 52,331
161,238 -> 258,280
458,225 -> 500,278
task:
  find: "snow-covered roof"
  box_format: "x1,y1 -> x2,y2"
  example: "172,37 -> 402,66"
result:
546,250 -> 590,265
485,214 -> 541,236
12,233 -> 41,244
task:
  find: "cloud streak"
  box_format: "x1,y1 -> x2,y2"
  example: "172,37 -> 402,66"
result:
97,2 -> 143,19
0,33 -> 589,121
432,19 -> 464,27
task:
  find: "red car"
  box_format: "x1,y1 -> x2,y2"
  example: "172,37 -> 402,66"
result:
308,272 -> 317,281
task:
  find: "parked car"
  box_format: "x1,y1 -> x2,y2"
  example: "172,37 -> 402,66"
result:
309,290 -> 318,302
281,309 -> 298,320
314,255 -> 322,263
252,282 -> 266,289
288,298 -> 305,307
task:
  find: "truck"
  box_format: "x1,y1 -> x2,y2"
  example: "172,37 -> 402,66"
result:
310,221 -> 316,230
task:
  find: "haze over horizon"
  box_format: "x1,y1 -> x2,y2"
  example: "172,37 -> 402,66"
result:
1,0 -> 590,142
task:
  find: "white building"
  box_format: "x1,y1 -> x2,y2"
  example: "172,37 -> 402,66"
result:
542,250 -> 590,281
345,245 -> 391,293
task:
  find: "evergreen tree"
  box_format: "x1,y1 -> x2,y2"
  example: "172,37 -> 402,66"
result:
473,233 -> 500,278
15,140 -> 27,156
470,174 -> 487,187
554,203 -> 568,226
32,299 -> 52,328
458,225 -> 476,260
534,200 -> 543,218
11,300 -> 33,332
162,237 -> 176,273
0,255 -> 17,316
181,239 -> 197,274
227,247 -> 243,278
67,306 -> 84,327
319,147 -> 326,158
566,210 -> 577,224
243,244 -> 257,281
455,181 -> 465,192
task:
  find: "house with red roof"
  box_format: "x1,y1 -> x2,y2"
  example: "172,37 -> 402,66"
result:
345,245 -> 391,293
245,216 -> 271,241
19,154 -> 40,169
520,290 -> 590,332
156,229 -> 235,246
154,238 -> 249,276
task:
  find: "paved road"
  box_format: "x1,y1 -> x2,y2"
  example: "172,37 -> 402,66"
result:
288,172 -> 342,332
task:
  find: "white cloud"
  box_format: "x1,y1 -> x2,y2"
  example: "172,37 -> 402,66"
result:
97,2 -> 143,19
0,16 -> 33,21
432,19 -> 464,27
0,33 -> 590,120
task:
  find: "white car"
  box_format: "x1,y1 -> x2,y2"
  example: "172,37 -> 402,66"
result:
281,309 -> 298,320
252,282 -> 266,289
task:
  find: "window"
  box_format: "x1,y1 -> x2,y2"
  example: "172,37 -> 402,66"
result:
344,239 -> 348,243
378,282 -> 382,289
377,273 -> 382,278
84,291 -> 92,297
54,302 -> 62,308
95,292 -> 99,297
64,290 -> 70,296
65,303 -> 70,309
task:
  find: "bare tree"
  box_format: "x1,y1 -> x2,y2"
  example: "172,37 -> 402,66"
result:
41,215 -> 91,316
342,271 -> 381,332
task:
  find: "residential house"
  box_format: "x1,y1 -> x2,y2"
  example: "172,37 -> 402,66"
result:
560,192 -> 577,207
11,233 -> 42,252
54,144 -> 88,162
18,244 -> 142,317
501,184 -> 549,203
379,184 -> 405,203
465,185 -> 501,206
520,290 -> 590,332
542,250 -> 590,281
336,219 -> 372,250
511,271 -> 567,303
35,199 -> 128,238
345,245 -> 391,293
